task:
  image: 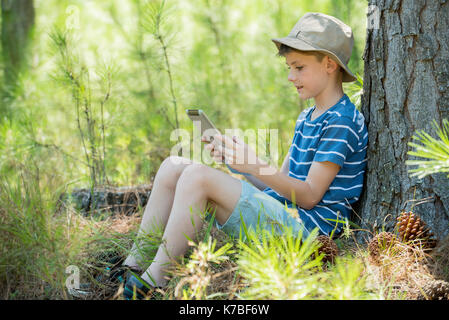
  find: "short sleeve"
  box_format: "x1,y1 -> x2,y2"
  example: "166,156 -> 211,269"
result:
313,117 -> 359,167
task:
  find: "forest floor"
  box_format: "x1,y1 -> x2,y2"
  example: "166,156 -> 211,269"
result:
1,179 -> 448,300
63,208 -> 449,301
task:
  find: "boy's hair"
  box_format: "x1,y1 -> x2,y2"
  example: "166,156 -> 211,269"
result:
277,43 -> 343,74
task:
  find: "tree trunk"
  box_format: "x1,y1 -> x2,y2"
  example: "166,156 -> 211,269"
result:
357,0 -> 449,242
1,0 -> 35,90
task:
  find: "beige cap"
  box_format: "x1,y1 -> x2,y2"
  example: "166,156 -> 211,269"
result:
272,12 -> 356,82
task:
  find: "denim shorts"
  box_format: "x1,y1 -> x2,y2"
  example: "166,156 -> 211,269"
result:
207,179 -> 310,240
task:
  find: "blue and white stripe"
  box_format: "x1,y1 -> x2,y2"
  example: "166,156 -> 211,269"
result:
263,94 -> 368,236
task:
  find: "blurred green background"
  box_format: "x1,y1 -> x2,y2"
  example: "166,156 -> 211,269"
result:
0,0 -> 367,189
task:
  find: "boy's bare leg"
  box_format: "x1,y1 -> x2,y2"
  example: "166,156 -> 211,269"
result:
140,163 -> 242,287
123,156 -> 194,269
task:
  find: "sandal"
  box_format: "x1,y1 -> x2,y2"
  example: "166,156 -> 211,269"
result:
109,264 -> 143,284
123,274 -> 155,300
96,259 -> 143,285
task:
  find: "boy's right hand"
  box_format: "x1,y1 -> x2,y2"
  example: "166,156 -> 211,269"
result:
202,135 -> 225,163
201,135 -> 251,176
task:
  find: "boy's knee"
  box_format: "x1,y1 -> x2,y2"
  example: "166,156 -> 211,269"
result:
177,163 -> 209,189
157,156 -> 192,185
161,156 -> 191,169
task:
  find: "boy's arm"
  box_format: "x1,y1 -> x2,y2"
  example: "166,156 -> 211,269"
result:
245,151 -> 290,191
248,160 -> 340,210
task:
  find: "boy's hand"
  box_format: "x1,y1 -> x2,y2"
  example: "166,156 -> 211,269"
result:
202,135 -> 225,164
208,134 -> 266,175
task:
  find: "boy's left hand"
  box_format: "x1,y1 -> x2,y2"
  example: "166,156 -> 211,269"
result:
210,134 -> 266,175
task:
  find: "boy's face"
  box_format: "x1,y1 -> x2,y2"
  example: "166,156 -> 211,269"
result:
285,51 -> 335,100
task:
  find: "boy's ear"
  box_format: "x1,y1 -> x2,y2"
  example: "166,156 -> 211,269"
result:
323,55 -> 340,74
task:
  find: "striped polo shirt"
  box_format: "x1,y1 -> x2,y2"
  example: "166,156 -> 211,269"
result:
263,94 -> 368,235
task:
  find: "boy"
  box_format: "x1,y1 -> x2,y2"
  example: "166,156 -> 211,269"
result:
259,12 -> 368,236
120,12 -> 368,299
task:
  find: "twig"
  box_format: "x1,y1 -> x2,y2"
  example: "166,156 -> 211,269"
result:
31,139 -> 89,166
156,34 -> 179,129
153,0 -> 179,130
100,70 -> 111,186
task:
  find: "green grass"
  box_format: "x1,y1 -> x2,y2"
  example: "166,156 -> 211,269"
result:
0,167 -> 87,299
0,165 -> 136,299
0,168 -> 444,300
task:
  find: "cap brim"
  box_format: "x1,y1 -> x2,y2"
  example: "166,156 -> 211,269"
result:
272,36 -> 317,52
271,37 -> 357,83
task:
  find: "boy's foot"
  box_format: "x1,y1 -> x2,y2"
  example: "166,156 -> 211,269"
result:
110,264 -> 143,284
123,274 -> 157,300
96,261 -> 143,285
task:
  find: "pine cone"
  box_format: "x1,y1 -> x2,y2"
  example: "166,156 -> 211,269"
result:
316,235 -> 338,264
368,232 -> 397,262
395,211 -> 437,250
417,280 -> 449,300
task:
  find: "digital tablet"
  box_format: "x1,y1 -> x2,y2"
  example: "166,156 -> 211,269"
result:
186,109 -> 251,176
186,109 -> 221,142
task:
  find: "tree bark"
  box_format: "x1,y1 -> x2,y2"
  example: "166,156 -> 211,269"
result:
1,0 -> 35,89
357,0 -> 449,241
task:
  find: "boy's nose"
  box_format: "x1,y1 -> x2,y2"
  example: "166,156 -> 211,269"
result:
287,71 -> 296,82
